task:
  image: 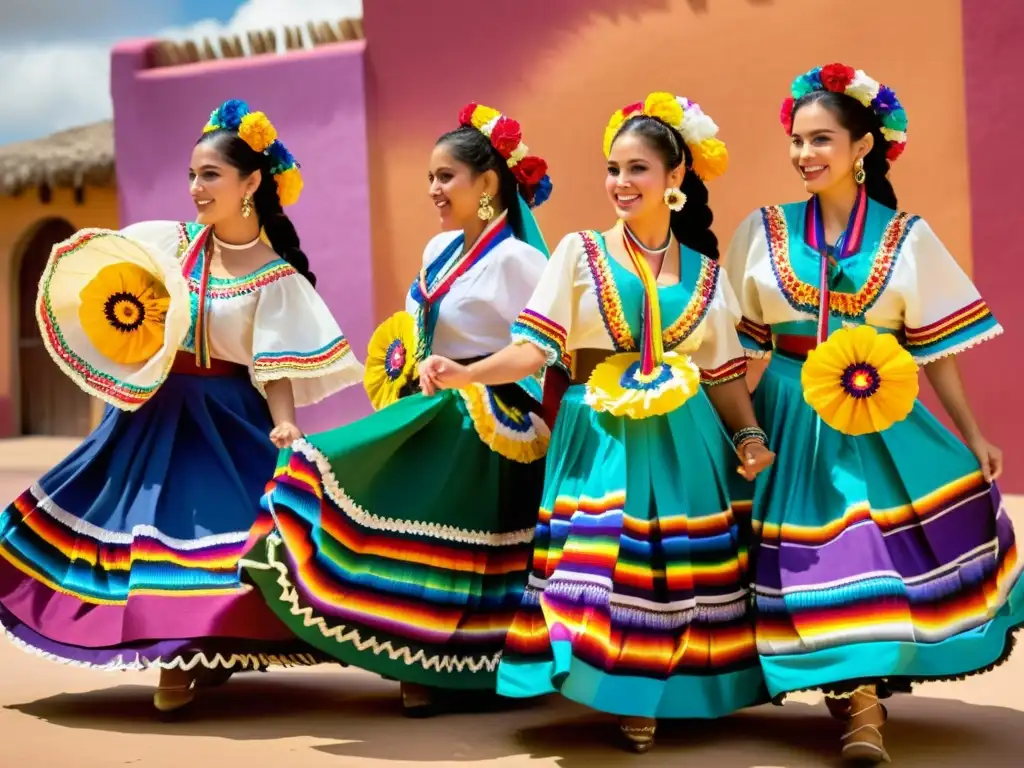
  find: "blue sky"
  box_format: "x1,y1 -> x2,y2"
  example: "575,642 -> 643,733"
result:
0,0 -> 362,145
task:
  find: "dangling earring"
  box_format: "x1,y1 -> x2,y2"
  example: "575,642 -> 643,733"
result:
241,194 -> 254,218
854,158 -> 866,185
477,192 -> 495,221
663,187 -> 686,212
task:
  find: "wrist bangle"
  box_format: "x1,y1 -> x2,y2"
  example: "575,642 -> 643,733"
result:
732,426 -> 768,449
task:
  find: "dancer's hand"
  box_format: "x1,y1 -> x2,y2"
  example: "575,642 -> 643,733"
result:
736,441 -> 775,481
419,355 -> 471,395
269,421 -> 302,449
967,434 -> 1003,483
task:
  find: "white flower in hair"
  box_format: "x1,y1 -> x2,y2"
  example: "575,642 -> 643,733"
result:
481,115 -> 501,135
846,70 -> 882,108
507,143 -> 528,167
675,96 -> 719,144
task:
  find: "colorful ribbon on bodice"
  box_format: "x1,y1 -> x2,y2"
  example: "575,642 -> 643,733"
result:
805,184 -> 867,343
409,211 -> 512,361
621,222 -> 666,374
180,225 -> 214,368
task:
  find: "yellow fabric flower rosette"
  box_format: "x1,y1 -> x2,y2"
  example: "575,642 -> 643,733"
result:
363,310 -> 419,410
36,227 -> 191,410
585,224 -> 701,419
78,263 -> 171,365
585,349 -> 701,419
801,325 -> 919,436
459,383 -> 549,463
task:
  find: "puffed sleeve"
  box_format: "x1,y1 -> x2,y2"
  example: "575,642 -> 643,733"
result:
251,272 -> 364,407
492,241 -> 547,326
117,220 -> 192,263
509,232 -> 581,374
724,209 -> 773,358
690,263 -> 749,386
900,219 -> 1003,363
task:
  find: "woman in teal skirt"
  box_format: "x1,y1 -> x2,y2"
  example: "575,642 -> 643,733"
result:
241,103 -> 558,716
420,92 -> 775,753
726,63 -> 1022,764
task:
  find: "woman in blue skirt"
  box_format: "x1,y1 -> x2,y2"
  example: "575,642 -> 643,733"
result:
726,63 -> 1022,763
0,100 -> 362,712
420,92 -> 775,753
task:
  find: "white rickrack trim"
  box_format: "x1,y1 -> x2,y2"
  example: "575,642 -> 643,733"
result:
27,483 -> 251,548
910,324 -> 1003,365
0,613 -> 321,672
288,438 -> 536,547
240,535 -> 501,675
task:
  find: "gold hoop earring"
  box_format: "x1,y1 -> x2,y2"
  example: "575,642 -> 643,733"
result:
854,159 -> 866,185
241,194 -> 254,218
477,192 -> 495,221
663,187 -> 686,212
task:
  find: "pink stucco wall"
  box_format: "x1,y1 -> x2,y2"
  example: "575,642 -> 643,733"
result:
110,40 -> 374,431
961,0 -> 1024,491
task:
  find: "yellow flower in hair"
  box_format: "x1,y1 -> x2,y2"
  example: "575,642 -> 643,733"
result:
691,137 -> 730,181
275,167 -> 304,207
471,105 -> 501,129
603,109 -> 627,157
643,92 -> 684,129
202,122 -> 217,134
238,112 -> 277,153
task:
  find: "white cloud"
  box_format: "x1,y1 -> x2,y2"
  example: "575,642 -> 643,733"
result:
0,0 -> 363,145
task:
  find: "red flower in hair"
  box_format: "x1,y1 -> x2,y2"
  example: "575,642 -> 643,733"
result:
458,102 -> 478,126
489,116 -> 523,158
780,97 -> 795,134
622,101 -> 643,117
820,63 -> 856,93
886,141 -> 906,162
515,156 -> 548,186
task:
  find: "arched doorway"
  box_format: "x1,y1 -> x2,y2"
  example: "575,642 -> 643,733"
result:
16,218 -> 92,436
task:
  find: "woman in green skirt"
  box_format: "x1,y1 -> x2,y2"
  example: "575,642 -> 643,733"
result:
726,63 -> 1022,764
241,102 -> 557,716
420,93 -> 775,753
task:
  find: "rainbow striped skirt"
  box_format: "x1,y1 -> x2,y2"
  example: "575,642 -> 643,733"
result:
495,385 -> 769,718
0,369 -> 324,671
242,384 -> 548,689
734,353 -> 1024,699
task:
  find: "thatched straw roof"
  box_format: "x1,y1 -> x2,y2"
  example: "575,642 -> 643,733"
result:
149,17 -> 364,68
0,120 -> 115,196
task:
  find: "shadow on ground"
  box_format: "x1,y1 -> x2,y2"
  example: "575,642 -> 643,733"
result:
8,671 -> 1023,766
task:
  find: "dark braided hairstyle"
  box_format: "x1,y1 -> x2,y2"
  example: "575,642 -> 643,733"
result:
434,125 -> 527,241
790,90 -> 898,209
196,130 -> 317,286
613,115 -> 720,260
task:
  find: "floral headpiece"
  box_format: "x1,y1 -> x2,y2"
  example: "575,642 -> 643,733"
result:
781,64 -> 908,162
603,92 -> 729,182
202,99 -> 303,207
457,102 -> 552,208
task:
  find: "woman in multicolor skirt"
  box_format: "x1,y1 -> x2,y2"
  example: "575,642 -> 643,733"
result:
726,63 -> 1023,763
241,103 -> 556,716
420,93 -> 775,753
0,100 -> 363,712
